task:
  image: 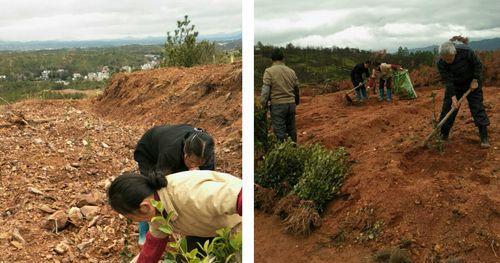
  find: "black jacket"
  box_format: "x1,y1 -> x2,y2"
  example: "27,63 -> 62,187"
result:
134,124 -> 213,176
351,63 -> 369,83
437,45 -> 483,97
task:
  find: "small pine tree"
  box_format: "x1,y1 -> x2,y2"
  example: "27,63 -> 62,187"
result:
162,15 -> 216,67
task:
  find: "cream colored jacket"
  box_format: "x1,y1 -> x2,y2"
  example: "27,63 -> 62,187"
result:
149,170 -> 242,238
371,63 -> 394,80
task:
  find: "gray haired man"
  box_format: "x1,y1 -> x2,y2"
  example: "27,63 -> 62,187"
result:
437,40 -> 490,148
260,48 -> 300,142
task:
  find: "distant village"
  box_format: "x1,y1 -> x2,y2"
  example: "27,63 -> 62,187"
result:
0,54 -> 160,84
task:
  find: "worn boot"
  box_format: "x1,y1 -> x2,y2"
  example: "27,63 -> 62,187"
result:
479,126 -> 490,148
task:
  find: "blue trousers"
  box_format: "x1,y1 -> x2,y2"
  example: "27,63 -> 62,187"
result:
379,78 -> 392,101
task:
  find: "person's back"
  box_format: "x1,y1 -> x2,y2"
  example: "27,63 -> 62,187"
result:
260,48 -> 300,142
263,62 -> 298,105
134,124 -> 194,174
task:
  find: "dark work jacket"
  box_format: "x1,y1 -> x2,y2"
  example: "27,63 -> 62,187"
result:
351,63 -> 369,83
437,45 -> 483,97
134,124 -> 210,176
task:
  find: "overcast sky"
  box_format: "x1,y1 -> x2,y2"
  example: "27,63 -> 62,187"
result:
0,0 -> 241,41
255,0 -> 500,50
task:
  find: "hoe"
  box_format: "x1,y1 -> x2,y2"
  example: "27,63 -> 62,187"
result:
421,88 -> 472,147
344,82 -> 365,104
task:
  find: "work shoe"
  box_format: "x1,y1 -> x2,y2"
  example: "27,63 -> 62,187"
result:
378,97 -> 384,102
479,126 -> 491,148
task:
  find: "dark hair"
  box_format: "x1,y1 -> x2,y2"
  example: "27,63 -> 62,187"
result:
364,60 -> 371,64
108,171 -> 167,215
184,130 -> 215,163
271,48 -> 284,61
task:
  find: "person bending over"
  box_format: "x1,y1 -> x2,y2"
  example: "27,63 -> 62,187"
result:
134,124 -> 216,245
108,170 -> 242,263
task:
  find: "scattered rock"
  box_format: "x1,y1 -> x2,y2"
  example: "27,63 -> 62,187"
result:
70,162 -> 81,168
68,207 -> 83,224
12,228 -> 26,244
54,241 -> 69,254
88,215 -> 100,228
101,142 -> 110,148
28,187 -> 44,195
10,240 -> 23,250
77,238 -> 94,251
44,210 -> 68,232
39,204 -> 57,214
80,205 -> 101,220
76,192 -> 102,207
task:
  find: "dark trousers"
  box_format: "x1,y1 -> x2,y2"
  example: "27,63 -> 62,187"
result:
440,86 -> 490,137
270,103 -> 297,142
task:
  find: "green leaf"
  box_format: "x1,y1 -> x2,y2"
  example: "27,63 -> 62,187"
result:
150,199 -> 164,213
151,216 -> 166,224
158,225 -> 173,235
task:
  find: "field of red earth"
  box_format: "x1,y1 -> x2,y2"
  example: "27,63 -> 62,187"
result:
255,86 -> 499,263
0,62 -> 241,262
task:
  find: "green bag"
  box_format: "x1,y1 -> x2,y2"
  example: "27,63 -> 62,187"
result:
392,70 -> 417,99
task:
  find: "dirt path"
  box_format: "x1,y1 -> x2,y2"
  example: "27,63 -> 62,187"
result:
255,87 -> 499,263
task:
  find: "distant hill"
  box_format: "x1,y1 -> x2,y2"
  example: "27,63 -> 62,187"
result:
410,38 -> 500,52
0,31 -> 242,51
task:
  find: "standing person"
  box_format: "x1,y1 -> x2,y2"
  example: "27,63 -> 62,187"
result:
108,170 -> 242,263
437,36 -> 490,148
350,61 -> 371,102
133,124 -> 216,246
369,62 -> 403,102
260,48 -> 300,142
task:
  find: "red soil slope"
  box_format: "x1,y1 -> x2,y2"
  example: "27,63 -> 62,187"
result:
255,87 -> 499,263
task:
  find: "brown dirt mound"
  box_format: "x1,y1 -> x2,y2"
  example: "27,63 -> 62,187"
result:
255,86 -> 499,263
94,62 -> 242,175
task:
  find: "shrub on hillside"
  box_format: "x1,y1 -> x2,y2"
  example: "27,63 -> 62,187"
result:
293,145 -> 349,212
255,140 -> 309,197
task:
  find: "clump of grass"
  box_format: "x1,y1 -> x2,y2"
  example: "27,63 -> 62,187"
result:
282,201 -> 321,236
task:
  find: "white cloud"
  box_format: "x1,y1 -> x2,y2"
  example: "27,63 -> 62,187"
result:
0,0 -> 241,41
255,0 -> 500,50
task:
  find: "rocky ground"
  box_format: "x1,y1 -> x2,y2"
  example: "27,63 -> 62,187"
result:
0,63 -> 242,263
